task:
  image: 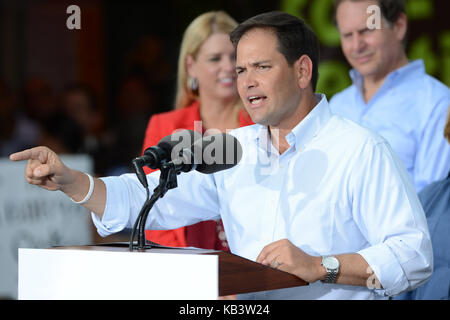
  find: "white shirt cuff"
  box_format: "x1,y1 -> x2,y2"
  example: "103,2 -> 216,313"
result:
358,243 -> 409,297
91,176 -> 131,237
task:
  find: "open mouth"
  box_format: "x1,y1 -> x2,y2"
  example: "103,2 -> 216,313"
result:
247,95 -> 267,106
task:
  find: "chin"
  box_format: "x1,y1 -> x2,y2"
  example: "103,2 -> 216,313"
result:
249,113 -> 270,126
353,61 -> 379,77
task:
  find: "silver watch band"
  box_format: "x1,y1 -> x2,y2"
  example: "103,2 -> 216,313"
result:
324,269 -> 338,283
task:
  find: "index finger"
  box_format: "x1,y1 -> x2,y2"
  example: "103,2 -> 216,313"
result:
9,147 -> 48,162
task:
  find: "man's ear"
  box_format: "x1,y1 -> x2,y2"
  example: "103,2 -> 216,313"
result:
393,12 -> 408,42
295,55 -> 313,90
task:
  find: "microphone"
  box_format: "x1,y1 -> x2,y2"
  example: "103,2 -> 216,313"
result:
141,129 -> 201,169
169,132 -> 243,174
132,129 -> 201,188
130,131 -> 242,251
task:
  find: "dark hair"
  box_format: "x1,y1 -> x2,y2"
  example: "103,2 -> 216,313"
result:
333,0 -> 405,25
230,11 -> 320,92
42,113 -> 83,153
62,83 -> 98,111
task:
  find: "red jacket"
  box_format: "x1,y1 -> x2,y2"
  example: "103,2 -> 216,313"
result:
142,101 -> 253,249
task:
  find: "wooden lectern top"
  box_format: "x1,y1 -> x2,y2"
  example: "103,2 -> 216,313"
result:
54,243 -> 307,296
205,251 -> 307,296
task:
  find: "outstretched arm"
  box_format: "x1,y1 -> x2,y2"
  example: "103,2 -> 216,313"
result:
9,146 -> 107,218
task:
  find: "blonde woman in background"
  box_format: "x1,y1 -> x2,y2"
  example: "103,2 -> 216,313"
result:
141,11 -> 253,250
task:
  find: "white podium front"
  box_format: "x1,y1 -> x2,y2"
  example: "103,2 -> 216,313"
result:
18,246 -> 218,300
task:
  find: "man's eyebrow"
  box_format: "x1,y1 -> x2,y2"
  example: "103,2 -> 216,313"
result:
236,60 -> 271,68
341,26 -> 370,36
251,60 -> 271,66
358,26 -> 370,32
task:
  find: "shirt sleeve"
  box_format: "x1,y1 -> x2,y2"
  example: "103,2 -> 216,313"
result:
350,139 -> 433,297
91,170 -> 221,237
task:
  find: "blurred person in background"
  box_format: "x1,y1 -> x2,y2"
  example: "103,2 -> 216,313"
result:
329,0 -> 450,192
60,83 -> 104,173
103,73 -> 156,176
124,34 -> 171,111
38,112 -> 83,154
22,76 -> 58,124
395,108 -> 450,300
141,11 -> 253,250
60,83 -> 102,152
0,80 -> 40,156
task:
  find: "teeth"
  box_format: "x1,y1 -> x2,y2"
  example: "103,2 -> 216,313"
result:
248,96 -> 265,105
251,98 -> 262,105
220,78 -> 233,83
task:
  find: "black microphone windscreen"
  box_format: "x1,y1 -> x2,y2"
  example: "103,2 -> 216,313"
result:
192,133 -> 242,174
157,129 -> 202,158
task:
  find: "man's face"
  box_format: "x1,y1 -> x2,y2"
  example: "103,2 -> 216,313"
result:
336,0 -> 405,80
235,28 -> 301,127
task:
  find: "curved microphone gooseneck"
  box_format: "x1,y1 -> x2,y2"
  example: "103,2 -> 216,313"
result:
129,159 -> 180,251
129,132 -> 242,251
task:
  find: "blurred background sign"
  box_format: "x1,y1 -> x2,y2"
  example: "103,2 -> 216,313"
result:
0,155 -> 93,300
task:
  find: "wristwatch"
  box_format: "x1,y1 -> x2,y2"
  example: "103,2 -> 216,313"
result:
321,256 -> 340,283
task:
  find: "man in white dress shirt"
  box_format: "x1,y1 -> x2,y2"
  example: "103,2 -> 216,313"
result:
10,11 -> 432,299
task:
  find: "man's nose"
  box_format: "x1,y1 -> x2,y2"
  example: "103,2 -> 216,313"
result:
240,70 -> 257,90
352,33 -> 366,53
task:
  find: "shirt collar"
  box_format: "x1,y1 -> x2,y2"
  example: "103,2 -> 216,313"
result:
349,59 -> 425,94
255,93 -> 331,152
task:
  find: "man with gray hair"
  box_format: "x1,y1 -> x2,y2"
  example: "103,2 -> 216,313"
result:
330,0 -> 450,192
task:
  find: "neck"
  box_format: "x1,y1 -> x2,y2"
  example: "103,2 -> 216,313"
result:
269,91 -> 318,154
198,96 -> 239,132
362,51 -> 408,102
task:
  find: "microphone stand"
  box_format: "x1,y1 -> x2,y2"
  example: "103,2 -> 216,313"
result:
129,160 -> 180,251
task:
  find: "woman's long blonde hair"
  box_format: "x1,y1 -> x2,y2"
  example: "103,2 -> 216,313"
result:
175,11 -> 239,110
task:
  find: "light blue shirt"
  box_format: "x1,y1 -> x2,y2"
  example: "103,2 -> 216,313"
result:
395,171 -> 450,300
92,95 -> 432,299
329,60 -> 450,192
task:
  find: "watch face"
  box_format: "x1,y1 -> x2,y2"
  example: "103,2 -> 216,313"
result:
324,256 -> 339,269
